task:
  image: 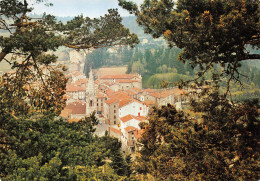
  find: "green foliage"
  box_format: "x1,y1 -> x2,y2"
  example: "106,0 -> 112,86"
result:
0,59 -> 67,116
134,95 -> 259,180
0,112 -> 129,180
145,72 -> 191,88
160,80 -> 169,89
63,9 -> 139,49
100,134 -> 133,177
0,0 -> 139,115
119,0 -> 260,89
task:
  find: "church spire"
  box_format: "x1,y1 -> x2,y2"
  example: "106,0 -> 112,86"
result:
86,68 -> 97,115
87,68 -> 96,96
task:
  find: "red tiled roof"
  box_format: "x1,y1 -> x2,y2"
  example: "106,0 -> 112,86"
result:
144,100 -> 155,107
106,89 -> 114,96
100,74 -> 139,80
72,71 -> 85,77
105,98 -> 119,105
75,78 -> 88,84
119,99 -> 131,108
126,90 -> 137,95
60,108 -> 72,118
119,98 -> 143,108
95,80 -> 100,84
105,91 -> 132,106
103,81 -> 114,86
121,115 -> 147,123
149,92 -> 161,98
66,85 -> 85,92
65,102 -> 86,114
131,87 -> 143,93
160,90 -> 174,98
97,92 -> 106,98
125,126 -> 138,133
172,89 -> 187,95
99,84 -> 108,89
144,88 -> 155,93
115,79 -> 138,83
149,89 -> 187,98
109,91 -> 130,100
121,115 -> 135,123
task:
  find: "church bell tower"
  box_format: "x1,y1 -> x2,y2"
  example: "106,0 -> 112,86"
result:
86,69 -> 97,115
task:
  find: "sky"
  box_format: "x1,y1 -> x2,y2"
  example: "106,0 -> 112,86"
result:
30,0 -> 142,18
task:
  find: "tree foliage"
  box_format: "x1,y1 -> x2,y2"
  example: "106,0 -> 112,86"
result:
0,112 -> 131,180
119,0 -> 260,93
133,91 -> 259,180
0,0 -> 140,179
0,0 -> 139,115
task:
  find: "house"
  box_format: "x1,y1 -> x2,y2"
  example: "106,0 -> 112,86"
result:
115,79 -> 142,90
100,74 -> 142,90
71,71 -> 86,83
121,126 -> 144,152
100,74 -> 141,83
147,88 -> 188,109
74,78 -> 88,87
120,114 -> 147,152
119,99 -> 149,118
60,101 -> 86,119
109,126 -> 121,140
120,115 -> 147,130
66,85 -> 86,100
96,92 -> 106,114
103,91 -> 130,125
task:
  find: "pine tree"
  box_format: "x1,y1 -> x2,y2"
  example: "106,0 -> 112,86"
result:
133,92 -> 259,180
119,0 -> 260,91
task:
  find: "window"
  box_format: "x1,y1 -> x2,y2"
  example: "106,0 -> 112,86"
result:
114,121 -> 116,124
97,103 -> 99,106
114,105 -> 116,108
101,103 -> 103,106
114,116 -> 116,119
114,110 -> 116,113
140,107 -> 142,110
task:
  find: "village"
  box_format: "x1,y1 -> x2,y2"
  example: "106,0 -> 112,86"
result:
58,50 -> 197,153
1,49 -> 199,154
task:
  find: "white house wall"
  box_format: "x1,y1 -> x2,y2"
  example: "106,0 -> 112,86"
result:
121,119 -> 140,130
119,102 -> 148,118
